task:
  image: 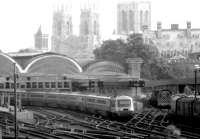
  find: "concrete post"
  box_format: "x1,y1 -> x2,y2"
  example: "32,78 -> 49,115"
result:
2,93 -> 4,106
126,58 -> 143,78
8,94 -> 10,108
0,94 -> 3,106
126,58 -> 143,97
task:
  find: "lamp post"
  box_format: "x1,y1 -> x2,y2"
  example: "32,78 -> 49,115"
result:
194,64 -> 200,99
13,63 -> 18,139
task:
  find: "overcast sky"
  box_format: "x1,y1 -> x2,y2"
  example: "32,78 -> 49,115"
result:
0,0 -> 200,52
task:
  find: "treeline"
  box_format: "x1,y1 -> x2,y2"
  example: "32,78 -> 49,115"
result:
93,34 -> 192,80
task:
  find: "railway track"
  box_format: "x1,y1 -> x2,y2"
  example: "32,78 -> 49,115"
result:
1,106 -> 200,139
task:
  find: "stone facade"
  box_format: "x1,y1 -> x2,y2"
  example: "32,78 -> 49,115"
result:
143,21 -> 200,59
117,1 -> 151,35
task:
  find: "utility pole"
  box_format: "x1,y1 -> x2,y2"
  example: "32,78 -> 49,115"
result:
195,69 -> 197,99
13,63 -> 18,139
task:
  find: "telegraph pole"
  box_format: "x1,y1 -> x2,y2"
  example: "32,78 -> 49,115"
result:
13,63 -> 18,139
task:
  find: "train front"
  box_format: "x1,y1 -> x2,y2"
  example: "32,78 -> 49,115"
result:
115,96 -> 134,116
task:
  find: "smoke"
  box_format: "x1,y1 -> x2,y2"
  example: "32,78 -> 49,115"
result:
165,125 -> 182,138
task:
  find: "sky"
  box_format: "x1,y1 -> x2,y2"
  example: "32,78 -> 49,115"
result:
0,0 -> 200,52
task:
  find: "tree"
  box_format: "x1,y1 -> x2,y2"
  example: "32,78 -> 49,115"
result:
18,48 -> 40,53
93,33 -> 171,80
94,39 -> 127,67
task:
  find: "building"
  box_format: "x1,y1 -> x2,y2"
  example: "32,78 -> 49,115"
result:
51,4 -> 73,52
146,21 -> 200,59
51,1 -> 100,59
79,2 -> 100,58
34,26 -> 48,52
117,1 -> 151,35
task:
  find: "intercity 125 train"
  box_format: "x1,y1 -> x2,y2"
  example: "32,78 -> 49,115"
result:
21,91 -> 136,117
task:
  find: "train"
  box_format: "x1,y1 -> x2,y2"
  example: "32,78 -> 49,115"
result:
169,94 -> 200,125
20,91 -> 136,117
149,89 -> 172,109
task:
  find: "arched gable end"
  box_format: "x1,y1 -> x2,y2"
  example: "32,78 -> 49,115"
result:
85,61 -> 125,74
25,55 -> 82,74
0,53 -> 23,75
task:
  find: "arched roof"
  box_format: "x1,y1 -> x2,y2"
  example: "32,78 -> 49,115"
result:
24,54 -> 82,74
0,53 -> 23,75
85,61 -> 125,74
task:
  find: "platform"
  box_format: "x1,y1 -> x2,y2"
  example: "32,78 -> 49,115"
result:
0,106 -> 34,124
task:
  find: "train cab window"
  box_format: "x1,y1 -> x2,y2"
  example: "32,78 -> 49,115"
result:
57,82 -> 62,88
64,82 -> 69,88
117,99 -> 131,107
45,82 -> 50,88
38,82 -> 43,88
32,82 -> 37,88
26,82 -> 31,88
51,82 -> 56,88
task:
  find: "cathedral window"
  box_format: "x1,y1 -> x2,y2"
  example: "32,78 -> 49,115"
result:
66,22 -> 70,34
145,10 -> 148,25
84,21 -> 89,35
57,21 -> 62,36
122,10 -> 127,32
140,11 -> 143,30
94,20 -> 98,35
129,10 -> 134,31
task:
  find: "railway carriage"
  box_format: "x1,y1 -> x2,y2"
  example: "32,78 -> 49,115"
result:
46,93 -> 58,107
21,91 -> 136,117
28,92 -> 46,106
170,95 -> 200,125
85,95 -> 111,116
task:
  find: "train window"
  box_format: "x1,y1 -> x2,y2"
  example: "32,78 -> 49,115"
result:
32,82 -> 37,88
20,84 -> 25,88
51,82 -> 56,88
11,83 -> 14,89
111,100 -> 115,107
45,82 -> 50,88
26,82 -> 31,88
64,82 -> 69,88
38,82 -> 43,88
17,83 -> 19,88
31,94 -> 43,97
47,95 -> 55,98
87,98 -> 95,102
97,99 -> 106,104
57,82 -> 62,88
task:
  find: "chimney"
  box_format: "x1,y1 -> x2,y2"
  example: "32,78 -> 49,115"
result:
187,21 -> 191,29
171,24 -> 179,30
157,21 -> 162,30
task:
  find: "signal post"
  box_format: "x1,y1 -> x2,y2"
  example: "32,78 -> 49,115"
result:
126,58 -> 143,97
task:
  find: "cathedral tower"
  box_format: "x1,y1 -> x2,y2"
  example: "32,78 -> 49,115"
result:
51,3 -> 73,51
117,1 -> 151,35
